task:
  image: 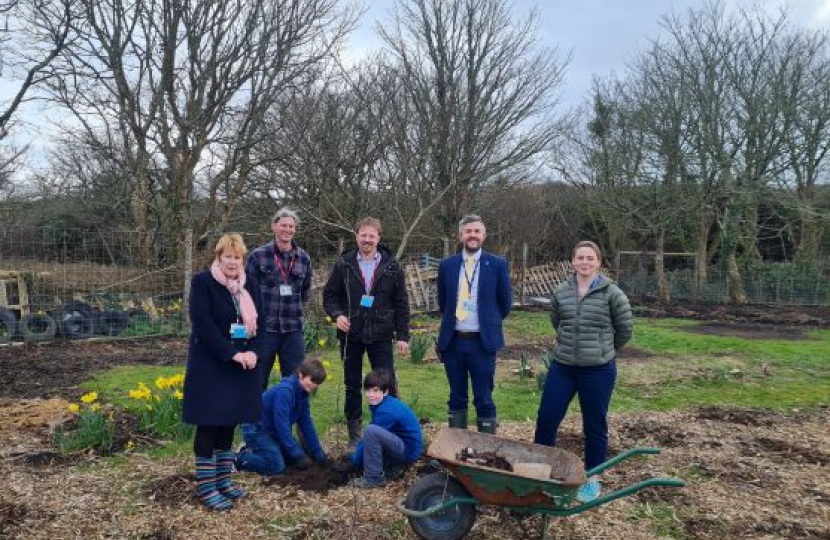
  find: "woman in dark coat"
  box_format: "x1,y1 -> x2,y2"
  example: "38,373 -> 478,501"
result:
183,233 -> 263,511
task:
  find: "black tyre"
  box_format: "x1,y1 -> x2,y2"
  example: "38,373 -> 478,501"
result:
19,313 -> 57,342
55,301 -> 97,338
0,307 -> 17,344
404,472 -> 477,540
96,310 -> 130,336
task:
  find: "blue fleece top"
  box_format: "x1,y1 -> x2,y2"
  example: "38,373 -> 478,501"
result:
352,395 -> 423,466
261,375 -> 324,462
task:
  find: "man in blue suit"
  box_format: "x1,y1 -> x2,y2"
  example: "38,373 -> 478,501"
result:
436,214 -> 512,434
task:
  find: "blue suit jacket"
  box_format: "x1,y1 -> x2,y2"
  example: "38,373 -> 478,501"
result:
436,251 -> 512,354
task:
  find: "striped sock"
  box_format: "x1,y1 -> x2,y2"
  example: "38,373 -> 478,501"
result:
195,456 -> 232,511
215,450 -> 247,500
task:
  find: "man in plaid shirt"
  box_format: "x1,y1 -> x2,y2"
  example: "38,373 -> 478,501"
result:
246,208 -> 312,388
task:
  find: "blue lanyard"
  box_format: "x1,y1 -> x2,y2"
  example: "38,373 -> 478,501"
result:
463,259 -> 480,294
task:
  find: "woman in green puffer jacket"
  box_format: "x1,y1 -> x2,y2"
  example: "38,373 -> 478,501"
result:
533,240 -> 632,503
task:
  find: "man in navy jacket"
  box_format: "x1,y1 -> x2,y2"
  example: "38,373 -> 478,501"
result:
436,214 -> 512,434
236,359 -> 327,475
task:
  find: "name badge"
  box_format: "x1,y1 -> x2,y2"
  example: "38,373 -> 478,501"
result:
279,284 -> 293,296
463,299 -> 477,312
360,295 -> 375,308
230,323 -> 248,339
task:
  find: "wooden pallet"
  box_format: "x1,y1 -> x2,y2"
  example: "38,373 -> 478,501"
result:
0,271 -> 31,316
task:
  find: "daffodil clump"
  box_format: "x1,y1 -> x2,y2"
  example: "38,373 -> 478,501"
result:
128,373 -> 191,441
303,314 -> 338,351
56,391 -> 115,452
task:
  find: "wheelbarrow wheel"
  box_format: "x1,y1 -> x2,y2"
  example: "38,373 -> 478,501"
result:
405,472 -> 476,540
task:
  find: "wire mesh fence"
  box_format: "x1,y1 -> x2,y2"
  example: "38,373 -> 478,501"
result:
2,224 -> 827,344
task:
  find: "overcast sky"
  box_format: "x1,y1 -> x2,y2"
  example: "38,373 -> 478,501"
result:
351,0 -> 830,110
2,0 -> 829,159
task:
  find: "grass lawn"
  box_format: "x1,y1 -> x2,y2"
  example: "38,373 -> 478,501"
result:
82,312 -> 830,454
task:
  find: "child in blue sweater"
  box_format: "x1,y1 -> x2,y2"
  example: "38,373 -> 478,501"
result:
236,359 -> 327,475
352,369 -> 423,488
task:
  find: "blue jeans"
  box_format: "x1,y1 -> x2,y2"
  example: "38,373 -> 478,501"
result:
442,335 -> 497,419
236,423 -> 286,475
260,330 -> 305,388
534,360 -> 617,470
362,424 -> 407,480
341,338 -> 395,422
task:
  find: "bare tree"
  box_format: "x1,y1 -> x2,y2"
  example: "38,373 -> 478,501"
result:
0,0 -> 75,138
378,0 -> 567,237
48,0 -> 354,263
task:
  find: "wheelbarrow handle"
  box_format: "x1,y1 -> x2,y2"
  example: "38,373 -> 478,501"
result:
396,496 -> 479,518
585,447 -> 662,477
557,478 -> 686,515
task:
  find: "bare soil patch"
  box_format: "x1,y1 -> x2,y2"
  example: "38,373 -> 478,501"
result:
0,337 -> 186,400
635,300 -> 830,326
681,321 -> 811,340
261,461 -> 353,494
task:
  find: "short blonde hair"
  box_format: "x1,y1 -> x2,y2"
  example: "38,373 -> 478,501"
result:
214,233 -> 248,260
355,217 -> 382,235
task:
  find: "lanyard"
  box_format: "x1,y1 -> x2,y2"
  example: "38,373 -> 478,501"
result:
462,259 -> 480,295
231,295 -> 241,322
359,258 -> 381,294
273,252 -> 296,283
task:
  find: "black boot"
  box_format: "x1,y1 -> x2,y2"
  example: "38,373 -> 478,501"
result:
346,419 -> 362,453
477,417 -> 497,435
448,410 -> 468,429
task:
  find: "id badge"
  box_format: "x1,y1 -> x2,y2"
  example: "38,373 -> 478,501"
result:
230,323 -> 248,339
463,299 -> 477,312
360,295 -> 375,308
279,284 -> 293,296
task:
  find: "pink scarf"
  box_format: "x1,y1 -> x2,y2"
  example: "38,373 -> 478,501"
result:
210,262 -> 258,337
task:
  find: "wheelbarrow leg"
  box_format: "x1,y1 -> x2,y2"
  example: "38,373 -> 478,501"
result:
541,515 -> 550,540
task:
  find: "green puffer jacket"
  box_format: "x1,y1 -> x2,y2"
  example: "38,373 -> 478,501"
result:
549,274 -> 633,367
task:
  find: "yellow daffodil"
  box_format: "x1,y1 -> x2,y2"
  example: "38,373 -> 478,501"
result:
68,403 -> 80,413
169,373 -> 185,386
89,403 -> 101,412
155,376 -> 169,390
325,316 -> 333,323
125,440 -> 135,451
317,338 -> 326,347
173,389 -> 183,400
322,360 -> 332,369
80,392 -> 98,404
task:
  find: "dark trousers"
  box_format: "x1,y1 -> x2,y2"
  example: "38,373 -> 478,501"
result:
260,330 -> 305,389
193,425 -> 235,458
362,424 -> 407,480
442,335 -> 497,419
237,422 -> 286,475
341,338 -> 395,422
533,360 -> 617,470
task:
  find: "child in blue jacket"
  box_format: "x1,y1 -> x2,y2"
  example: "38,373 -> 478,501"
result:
236,359 -> 327,475
352,369 -> 423,488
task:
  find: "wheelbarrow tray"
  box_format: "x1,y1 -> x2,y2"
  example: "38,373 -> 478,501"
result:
426,428 -> 586,509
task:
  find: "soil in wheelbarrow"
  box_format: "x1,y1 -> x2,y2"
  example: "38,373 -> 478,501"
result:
456,447 -> 513,471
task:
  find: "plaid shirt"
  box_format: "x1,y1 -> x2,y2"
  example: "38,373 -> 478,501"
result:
245,241 -> 312,334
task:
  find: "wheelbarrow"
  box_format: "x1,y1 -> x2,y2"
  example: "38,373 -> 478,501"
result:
398,428 -> 685,540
